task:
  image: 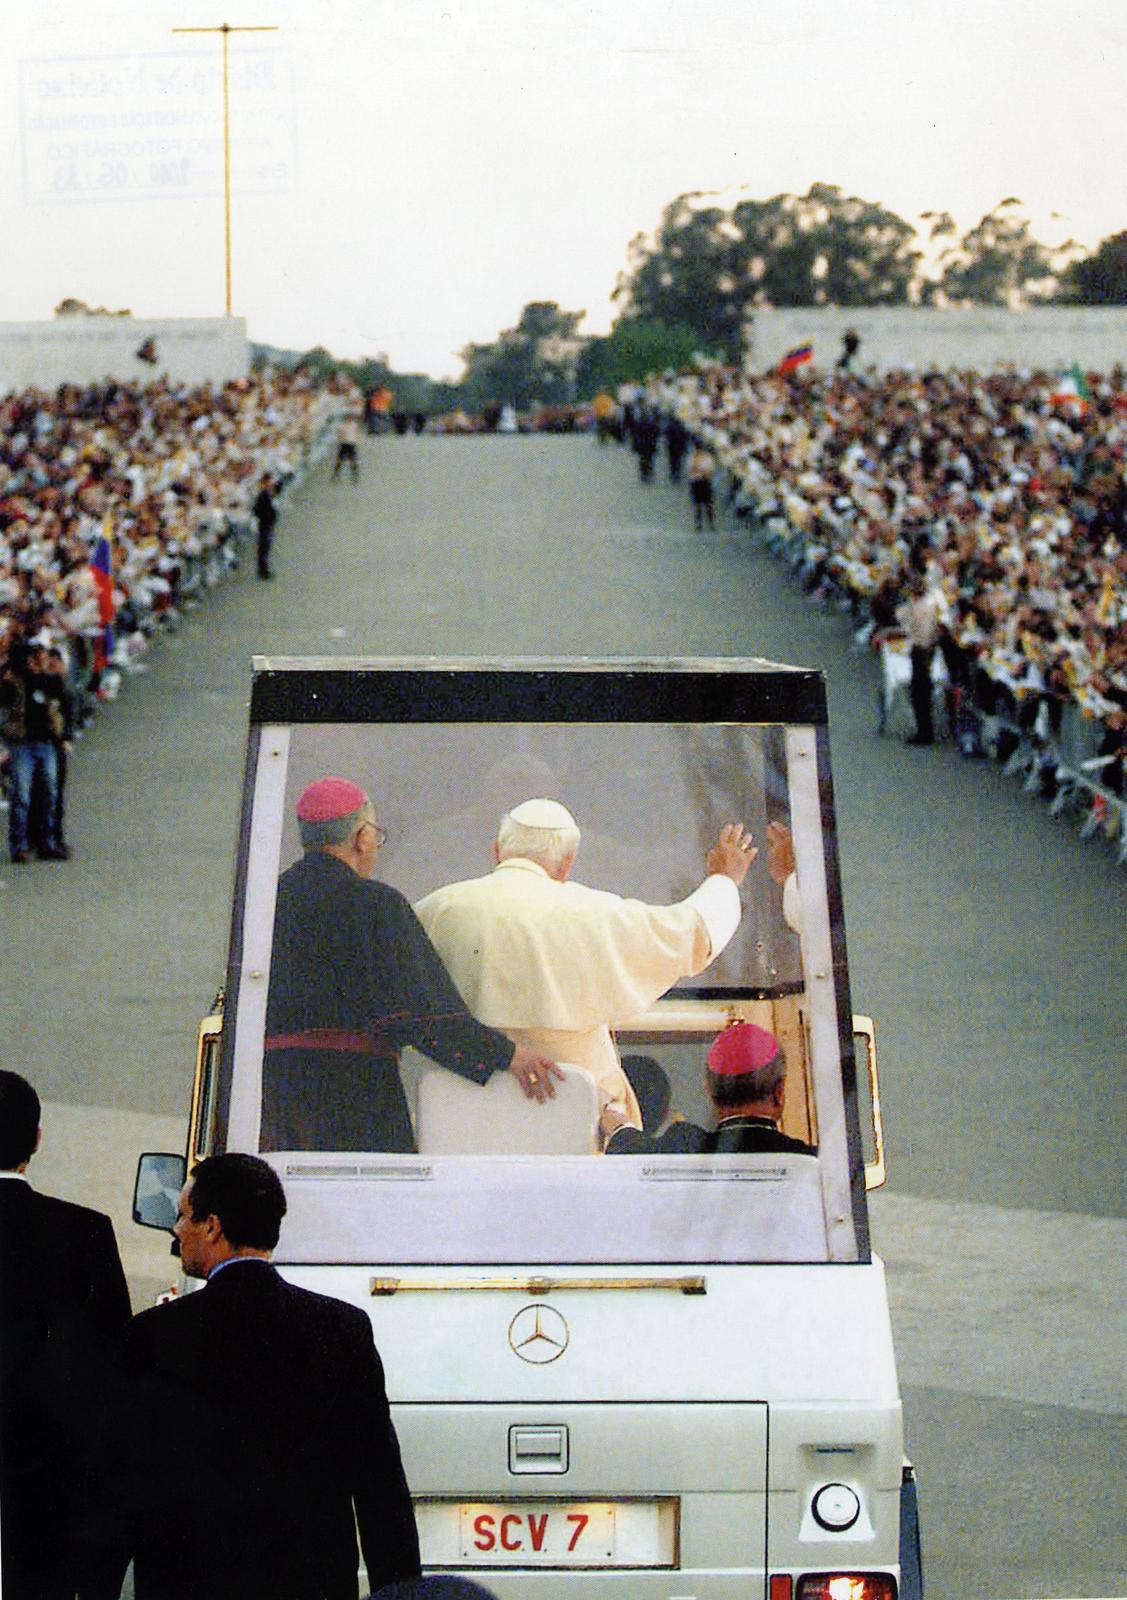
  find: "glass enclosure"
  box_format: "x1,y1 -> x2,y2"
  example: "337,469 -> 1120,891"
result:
215,660 -> 866,1266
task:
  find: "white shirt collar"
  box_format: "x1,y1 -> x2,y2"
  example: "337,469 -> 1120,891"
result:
494,856 -> 552,880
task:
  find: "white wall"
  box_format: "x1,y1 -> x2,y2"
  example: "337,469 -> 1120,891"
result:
745,307 -> 1127,376
0,316 -> 248,394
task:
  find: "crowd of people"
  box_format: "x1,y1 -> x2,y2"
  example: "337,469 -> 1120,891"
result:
616,362 -> 1127,837
0,370 -> 340,860
6,352 -> 1125,857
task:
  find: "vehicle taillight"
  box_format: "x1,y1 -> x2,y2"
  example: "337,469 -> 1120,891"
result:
795,1576 -> 897,1600
769,1577 -> 794,1600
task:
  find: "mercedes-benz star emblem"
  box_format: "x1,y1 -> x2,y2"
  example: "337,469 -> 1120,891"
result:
508,1303 -> 570,1364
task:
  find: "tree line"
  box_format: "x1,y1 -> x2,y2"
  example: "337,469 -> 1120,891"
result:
603,186 -> 1127,367
282,185 -> 1127,410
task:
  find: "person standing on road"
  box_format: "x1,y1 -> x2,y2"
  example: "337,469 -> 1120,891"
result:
32,645 -> 76,860
0,639 -> 69,862
665,414 -> 689,482
0,1069 -> 131,1600
592,390 -> 617,445
334,413 -> 361,482
262,778 -> 561,1152
252,473 -> 279,581
897,571 -> 943,746
116,1153 -> 422,1600
688,443 -> 716,530
632,409 -> 660,482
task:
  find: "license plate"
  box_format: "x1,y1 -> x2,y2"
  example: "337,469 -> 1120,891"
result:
415,1498 -> 676,1567
460,1502 -> 615,1563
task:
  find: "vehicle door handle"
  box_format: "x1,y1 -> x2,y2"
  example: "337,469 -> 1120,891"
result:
509,1425 -> 569,1474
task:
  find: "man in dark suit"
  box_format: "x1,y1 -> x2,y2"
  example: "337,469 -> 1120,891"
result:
0,1069 -> 132,1600
119,1152 -> 421,1600
606,1023 -> 817,1157
252,473 -> 279,580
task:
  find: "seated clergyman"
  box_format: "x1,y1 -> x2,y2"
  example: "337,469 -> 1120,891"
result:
605,1022 -> 817,1156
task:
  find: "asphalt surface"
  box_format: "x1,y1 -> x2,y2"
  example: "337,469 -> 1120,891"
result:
2,430 -> 1124,1598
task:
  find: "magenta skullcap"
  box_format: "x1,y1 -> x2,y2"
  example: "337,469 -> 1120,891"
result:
296,776 -> 368,823
706,1022 -> 780,1080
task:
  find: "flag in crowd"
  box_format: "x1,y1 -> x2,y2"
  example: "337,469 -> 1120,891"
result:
90,527 -> 116,671
778,344 -> 814,375
1051,362 -> 1092,414
1097,569 -> 1117,626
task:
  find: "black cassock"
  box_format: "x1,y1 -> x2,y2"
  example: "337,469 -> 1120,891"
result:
608,1116 -> 816,1157
262,850 -> 513,1151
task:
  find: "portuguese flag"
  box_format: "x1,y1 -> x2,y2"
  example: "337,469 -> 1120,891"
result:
1051,362 -> 1092,412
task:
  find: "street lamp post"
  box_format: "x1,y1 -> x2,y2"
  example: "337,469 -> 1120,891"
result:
173,20 -> 278,316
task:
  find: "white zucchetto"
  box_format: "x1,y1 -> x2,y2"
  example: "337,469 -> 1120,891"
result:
508,798 -> 578,831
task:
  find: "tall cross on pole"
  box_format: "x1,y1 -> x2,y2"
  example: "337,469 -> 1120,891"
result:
173,20 -> 278,316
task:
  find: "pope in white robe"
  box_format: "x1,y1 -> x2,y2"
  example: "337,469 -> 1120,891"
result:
414,798 -> 757,1142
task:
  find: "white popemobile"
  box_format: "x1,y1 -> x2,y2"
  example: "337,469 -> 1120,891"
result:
135,657 -> 923,1600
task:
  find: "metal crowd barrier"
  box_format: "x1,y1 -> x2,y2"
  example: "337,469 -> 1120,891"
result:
715,467 -> 1126,869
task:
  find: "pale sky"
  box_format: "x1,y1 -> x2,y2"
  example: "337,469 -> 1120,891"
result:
5,0 -> 1125,379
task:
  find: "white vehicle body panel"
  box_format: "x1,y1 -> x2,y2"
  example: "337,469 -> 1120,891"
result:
165,659 -> 917,1597
276,1258 -> 904,1592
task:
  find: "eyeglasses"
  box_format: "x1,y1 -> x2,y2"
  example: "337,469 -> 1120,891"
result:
366,821 -> 389,848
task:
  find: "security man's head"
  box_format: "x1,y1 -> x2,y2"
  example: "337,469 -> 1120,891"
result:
0,1070 -> 41,1171
174,1153 -> 287,1280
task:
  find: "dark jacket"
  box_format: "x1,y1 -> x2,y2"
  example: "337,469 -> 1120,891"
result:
252,486 -> 278,533
608,1115 -> 816,1157
0,667 -> 66,745
118,1260 -> 421,1600
0,1180 -> 131,1600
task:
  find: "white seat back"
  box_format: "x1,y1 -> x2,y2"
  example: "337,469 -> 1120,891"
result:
416,1063 -> 598,1155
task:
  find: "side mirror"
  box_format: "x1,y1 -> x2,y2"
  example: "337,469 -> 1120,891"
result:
133,1152 -> 186,1231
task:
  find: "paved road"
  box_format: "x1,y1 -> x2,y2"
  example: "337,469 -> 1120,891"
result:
3,432 -> 1124,1598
